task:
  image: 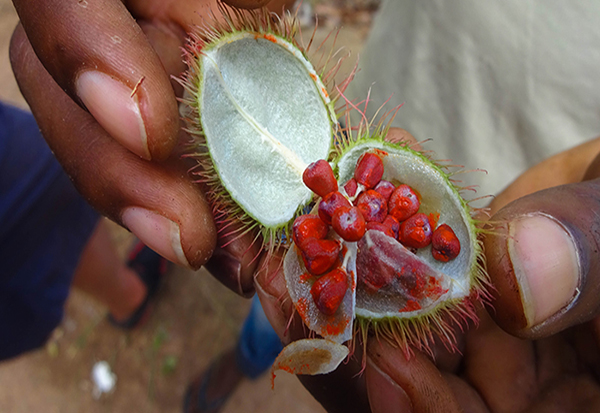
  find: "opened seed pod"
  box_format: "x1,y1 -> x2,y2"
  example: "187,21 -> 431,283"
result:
278,132 -> 489,379
180,3 -> 488,381
180,3 -> 341,249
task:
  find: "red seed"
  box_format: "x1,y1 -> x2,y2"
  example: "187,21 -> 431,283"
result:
374,180 -> 395,201
366,222 -> 395,238
432,224 -> 461,262
400,213 -> 432,249
382,215 -> 400,239
354,152 -> 384,189
310,268 -> 348,315
302,159 -> 338,197
318,191 -> 351,225
388,184 -> 420,221
300,238 -> 340,275
356,190 -> 388,223
331,206 -> 366,242
292,214 -> 329,248
343,178 -> 358,197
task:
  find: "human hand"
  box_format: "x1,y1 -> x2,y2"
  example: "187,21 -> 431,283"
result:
256,132 -> 600,412
366,136 -> 600,412
9,0 -> 288,294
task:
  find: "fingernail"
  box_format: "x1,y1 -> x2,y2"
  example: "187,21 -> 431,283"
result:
204,247 -> 246,296
366,356 -> 413,413
76,71 -> 150,160
508,214 -> 580,327
122,207 -> 190,268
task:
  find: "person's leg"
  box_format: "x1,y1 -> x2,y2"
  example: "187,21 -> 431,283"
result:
184,296 -> 283,413
71,219 -> 147,322
0,102 -> 164,360
0,102 -> 101,359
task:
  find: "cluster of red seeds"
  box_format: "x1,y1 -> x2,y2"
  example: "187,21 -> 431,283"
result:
292,160 -> 347,316
293,153 -> 461,316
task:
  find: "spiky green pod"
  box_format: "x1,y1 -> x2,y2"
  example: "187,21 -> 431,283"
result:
180,4 -> 339,246
180,3 -> 488,380
277,128 -> 489,376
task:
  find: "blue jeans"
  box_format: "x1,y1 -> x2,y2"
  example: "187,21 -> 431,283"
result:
0,103 -> 99,360
235,296 -> 283,378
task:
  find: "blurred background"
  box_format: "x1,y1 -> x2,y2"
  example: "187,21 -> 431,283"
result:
0,1 -> 378,412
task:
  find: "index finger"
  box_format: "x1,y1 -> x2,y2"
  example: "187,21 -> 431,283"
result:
13,0 -> 180,160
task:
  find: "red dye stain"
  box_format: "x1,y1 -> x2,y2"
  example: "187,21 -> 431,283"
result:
264,34 -> 278,43
296,296 -> 309,322
344,179 -> 358,197
356,190 -> 388,223
310,268 -> 348,316
373,149 -> 388,158
292,214 -> 329,248
299,272 -> 313,283
432,224 -> 461,262
400,213 -> 432,249
428,212 -> 440,230
272,361 -> 310,388
331,206 -> 366,242
388,184 -> 420,221
301,238 -> 340,275
323,314 -> 350,336
424,276 -> 449,298
319,191 -> 351,225
303,159 -> 338,197
354,152 -> 384,188
400,300 -> 422,312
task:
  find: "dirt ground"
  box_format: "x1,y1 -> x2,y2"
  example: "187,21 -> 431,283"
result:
0,1 -> 376,412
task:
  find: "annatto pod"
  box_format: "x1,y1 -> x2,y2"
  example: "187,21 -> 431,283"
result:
179,3 -> 344,249
180,3 -> 488,383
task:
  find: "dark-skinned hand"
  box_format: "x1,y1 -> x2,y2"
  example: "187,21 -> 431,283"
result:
9,0 -> 289,296
11,1 -> 600,411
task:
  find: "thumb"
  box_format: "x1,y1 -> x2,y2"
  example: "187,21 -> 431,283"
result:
484,178 -> 600,339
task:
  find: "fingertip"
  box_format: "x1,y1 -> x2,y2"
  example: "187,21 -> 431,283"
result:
486,212 -> 581,336
483,182 -> 600,339
385,127 -> 418,147
121,206 -> 217,270
507,215 -> 580,328
76,71 -> 151,160
366,343 -> 414,413
366,340 -> 461,412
